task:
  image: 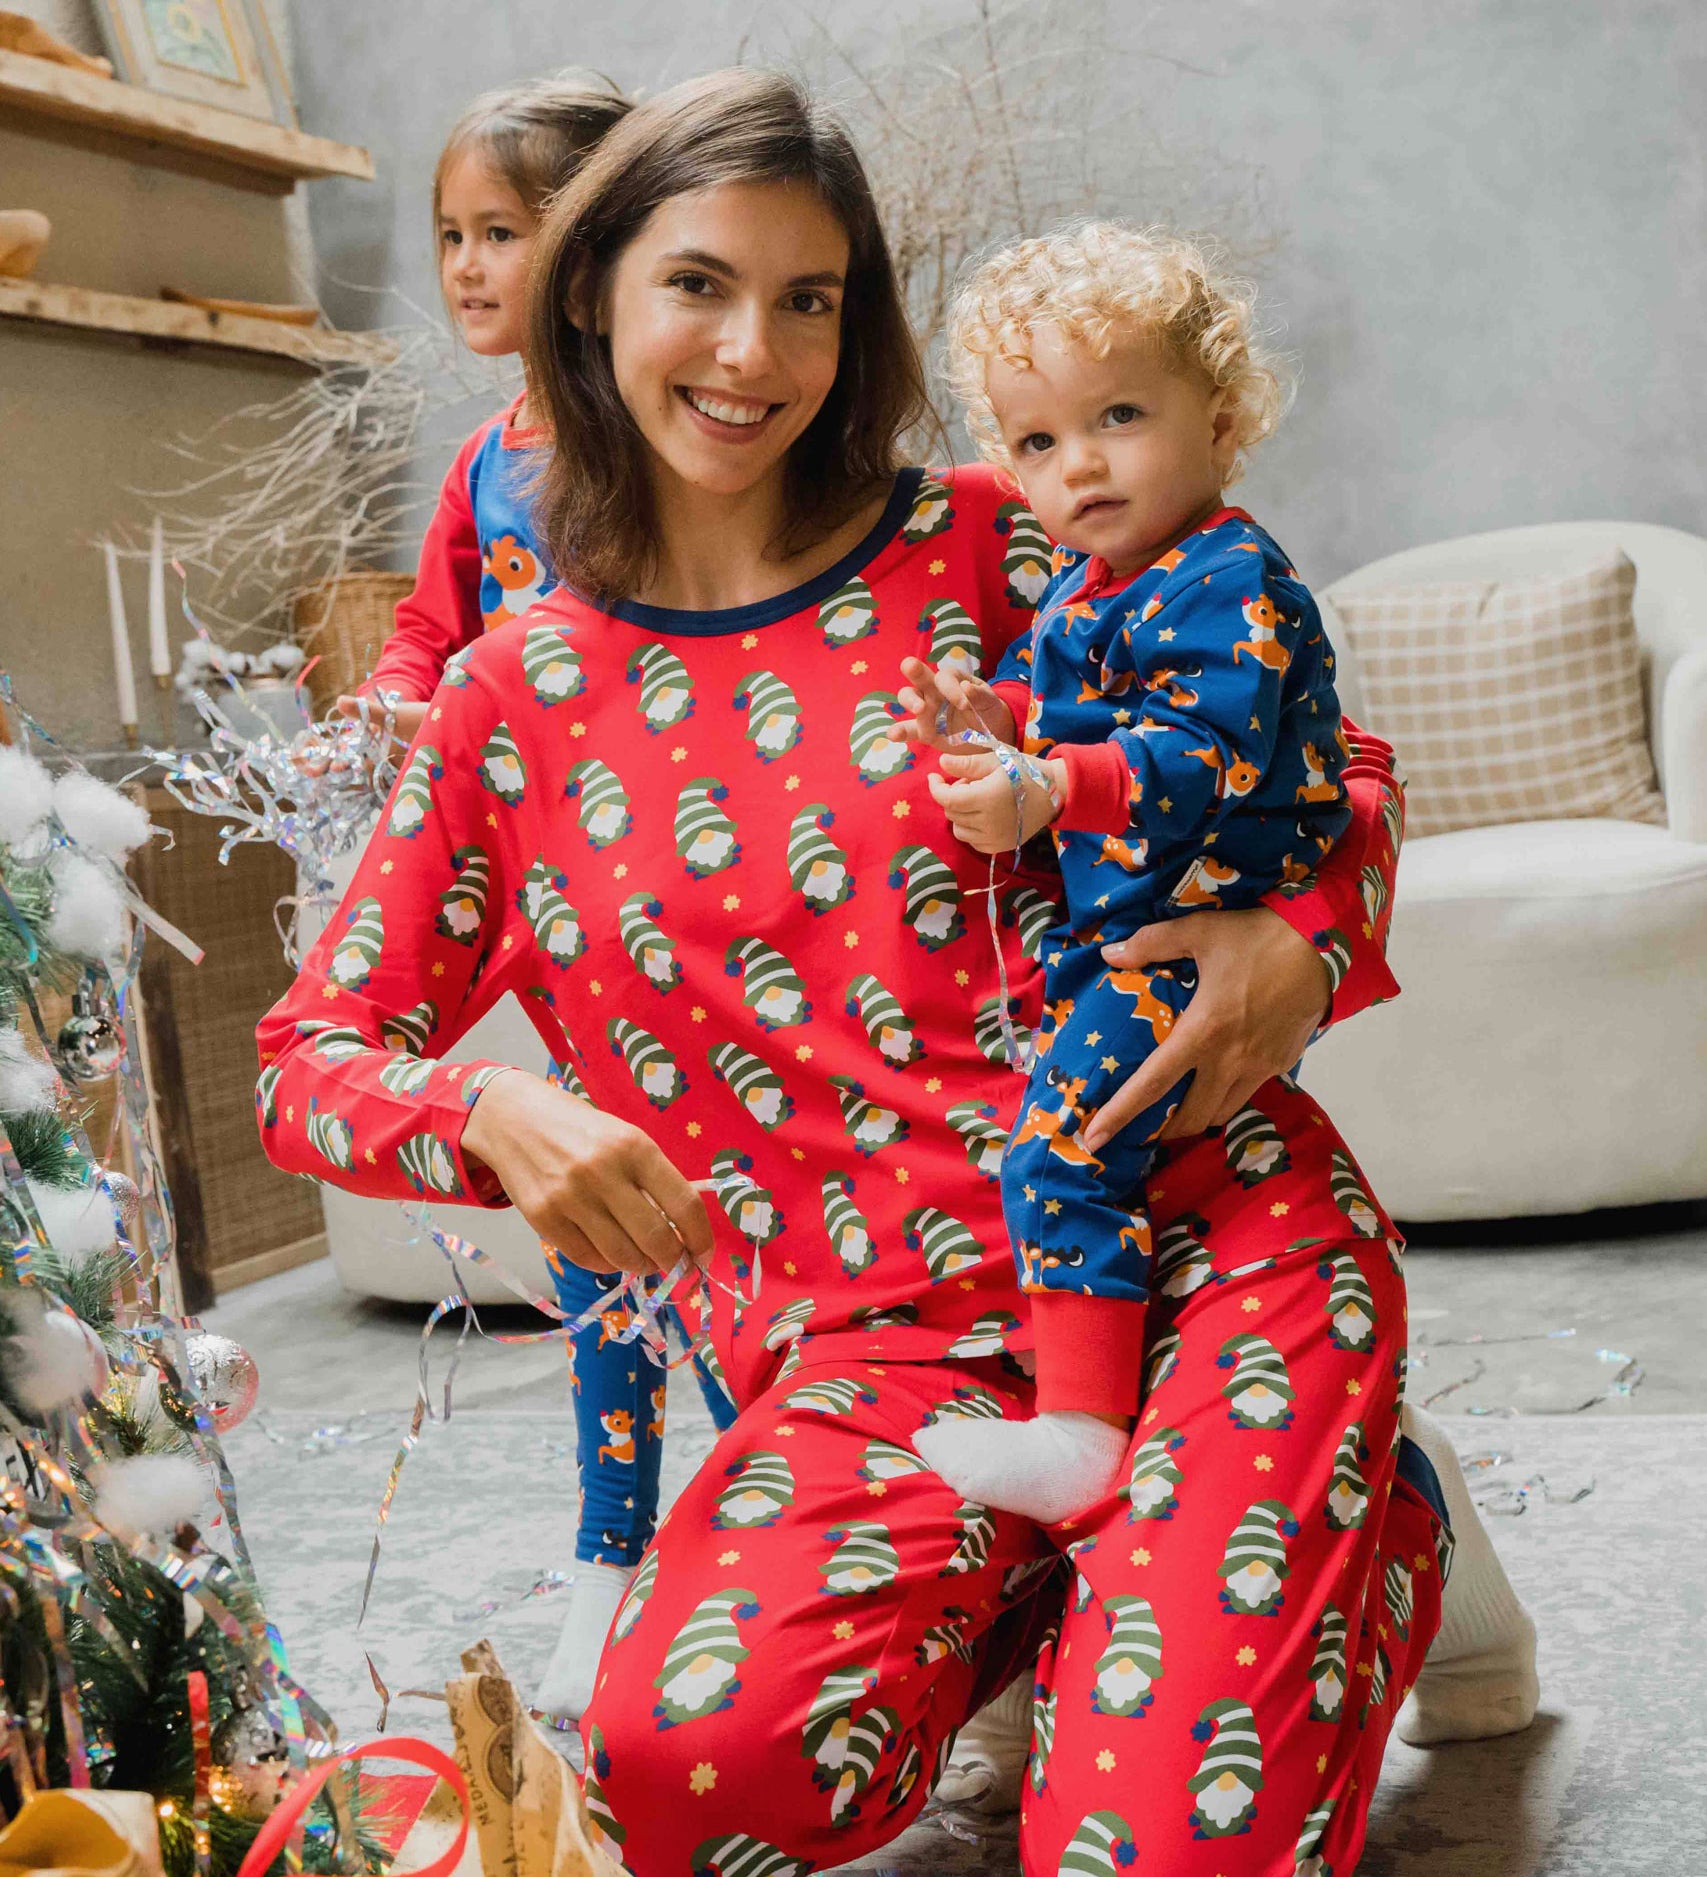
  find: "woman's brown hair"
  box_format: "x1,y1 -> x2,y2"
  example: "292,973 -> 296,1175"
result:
432,71 -> 630,230
524,67 -> 935,602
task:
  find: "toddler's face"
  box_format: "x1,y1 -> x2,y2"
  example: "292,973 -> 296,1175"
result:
987,324 -> 1238,574
438,152 -> 538,359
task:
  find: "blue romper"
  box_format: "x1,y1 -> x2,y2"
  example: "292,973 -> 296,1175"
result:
994,508 -> 1352,1304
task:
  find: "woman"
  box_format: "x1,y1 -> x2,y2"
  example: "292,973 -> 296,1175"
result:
258,69 -> 1528,1875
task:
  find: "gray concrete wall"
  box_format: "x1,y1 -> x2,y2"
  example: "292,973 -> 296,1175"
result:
287,0 -> 1705,593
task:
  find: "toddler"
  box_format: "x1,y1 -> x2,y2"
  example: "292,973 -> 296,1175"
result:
907,224 -> 1352,1522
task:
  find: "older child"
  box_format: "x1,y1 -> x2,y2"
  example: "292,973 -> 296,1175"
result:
907,224 -> 1353,1521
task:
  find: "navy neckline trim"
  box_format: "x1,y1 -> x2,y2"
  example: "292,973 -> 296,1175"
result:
601,467 -> 924,636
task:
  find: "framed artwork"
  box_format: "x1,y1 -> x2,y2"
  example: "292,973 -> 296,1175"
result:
93,0 -> 297,127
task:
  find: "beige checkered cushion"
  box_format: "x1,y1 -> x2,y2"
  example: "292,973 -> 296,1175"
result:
1329,552 -> 1666,838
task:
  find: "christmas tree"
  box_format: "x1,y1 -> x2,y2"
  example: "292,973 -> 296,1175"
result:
0,685 -> 377,1874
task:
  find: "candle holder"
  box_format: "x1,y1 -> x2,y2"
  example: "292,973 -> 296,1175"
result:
121,724 -> 140,749
154,674 -> 171,692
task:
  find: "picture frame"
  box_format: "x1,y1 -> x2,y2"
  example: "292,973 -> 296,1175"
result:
92,0 -> 297,128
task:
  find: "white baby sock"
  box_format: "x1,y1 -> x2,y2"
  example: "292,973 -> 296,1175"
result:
933,1670 -> 1034,1815
1398,1403 -> 1540,1744
534,1560 -> 635,1723
914,1410 -> 1130,1524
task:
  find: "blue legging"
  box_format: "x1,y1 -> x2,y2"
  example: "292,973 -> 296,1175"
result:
547,1254 -> 738,1566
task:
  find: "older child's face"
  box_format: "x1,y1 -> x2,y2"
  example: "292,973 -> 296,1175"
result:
438,152 -> 537,358
988,325 -> 1238,574
599,180 -> 849,505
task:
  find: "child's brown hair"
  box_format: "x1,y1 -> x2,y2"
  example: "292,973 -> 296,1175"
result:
432,70 -> 630,230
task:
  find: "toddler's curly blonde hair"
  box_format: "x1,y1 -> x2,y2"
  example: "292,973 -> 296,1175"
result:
946,222 -> 1286,487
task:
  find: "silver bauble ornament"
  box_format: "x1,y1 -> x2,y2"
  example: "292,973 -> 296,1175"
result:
184,1330 -> 259,1430
210,1702 -> 289,1819
100,1169 -> 142,1231
56,1012 -> 124,1082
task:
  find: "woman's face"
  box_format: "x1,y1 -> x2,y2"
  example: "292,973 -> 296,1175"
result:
599,179 -> 851,503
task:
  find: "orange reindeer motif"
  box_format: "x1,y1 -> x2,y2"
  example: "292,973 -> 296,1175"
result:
1145,667 -> 1200,710
1117,1214 -> 1154,1264
481,534 -> 550,627
597,1408 -> 636,1466
1187,744 -> 1262,801
1149,547 -> 1187,576
1295,743 -> 1341,804
648,1381 -> 667,1440
595,1307 -> 629,1352
1092,833 -> 1148,872
1010,1074 -> 1107,1172
1172,855 -> 1242,908
1031,996 -> 1075,1058
1104,967 -> 1178,1041
1232,593 -> 1291,674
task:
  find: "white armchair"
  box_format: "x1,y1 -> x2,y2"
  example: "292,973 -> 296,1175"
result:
1304,522 -> 1707,1222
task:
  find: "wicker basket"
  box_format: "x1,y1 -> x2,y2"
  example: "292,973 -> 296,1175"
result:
291,570 -> 415,715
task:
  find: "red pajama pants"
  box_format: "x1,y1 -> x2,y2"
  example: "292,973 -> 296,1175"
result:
580,1232 -> 1446,1876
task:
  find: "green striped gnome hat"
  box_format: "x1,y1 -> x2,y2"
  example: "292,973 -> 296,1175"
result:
1153,1215 -> 1215,1297
1314,926 -> 1352,994
521,623 -> 583,704
817,575 -> 878,646
381,999 -> 437,1054
1186,1698 -> 1265,1837
914,1610 -> 972,1667
435,845 -> 490,946
1003,884 -> 1061,961
920,597 -> 981,672
1295,1800 -> 1335,1876
1359,858 -> 1390,927
627,640 -> 695,730
386,743 -> 442,839
845,972 -> 920,1067
1329,1149 -> 1381,1236
254,1062 -> 282,1128
397,1130 -> 461,1198
820,1170 -> 875,1274
887,844 -> 964,948
1057,1810 -> 1138,1876
1146,1326 -> 1183,1396
1091,1594 -> 1164,1717
713,1449 -> 796,1529
943,1500 -> 996,1575
564,757 -> 631,848
610,1547 -> 658,1643
652,1587 -> 760,1728
1325,1422 -> 1370,1529
946,1309 -> 1020,1359
690,1835 -> 809,1877
547,1050 -> 593,1104
763,1296 -> 814,1351
904,1205 -> 985,1282
675,777 -> 741,876
1215,1334 -> 1296,1429
901,471 -> 953,541
828,1074 -> 908,1155
608,1016 -> 686,1109
783,1374 -> 875,1416
329,897 -> 384,991
733,668 -> 802,760
710,1042 -> 793,1131
856,1437 -> 929,1487
725,935 -> 811,1030
1318,1251 -> 1376,1350
786,803 -> 852,912
848,691 -> 911,784
306,1099 -> 353,1170
973,994 -> 1032,1065
478,721 -> 527,806
1384,1556 -> 1414,1637
1223,1105 -> 1291,1187
618,889 -> 677,990
377,1053 -> 434,1097
997,499 -> 1053,606
710,1146 -> 783,1245
1217,1499 -> 1299,1616
818,1520 -> 899,1595
830,1704 -> 897,1826
1308,1603 -> 1348,1721
945,1099 -> 1005,1182
1028,1683 -> 1057,1794
926,1379 -> 1004,1424
581,1723 -> 625,1851
1121,1425 -> 1185,1521
308,1022 -> 370,1064
801,1663 -> 877,1782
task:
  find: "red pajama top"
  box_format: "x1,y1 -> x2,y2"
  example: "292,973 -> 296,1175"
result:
256,465 -> 1402,1408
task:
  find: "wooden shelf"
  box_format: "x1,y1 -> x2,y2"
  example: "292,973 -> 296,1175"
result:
0,49 -> 373,193
0,275 -> 396,368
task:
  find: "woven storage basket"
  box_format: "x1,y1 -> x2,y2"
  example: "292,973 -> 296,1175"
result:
291,570 -> 415,715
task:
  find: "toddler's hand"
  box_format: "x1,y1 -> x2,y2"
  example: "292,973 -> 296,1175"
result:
928,750 -> 1065,854
890,656 -> 1015,752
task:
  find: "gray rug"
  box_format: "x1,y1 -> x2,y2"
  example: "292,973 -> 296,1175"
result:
224,1402 -> 1706,1875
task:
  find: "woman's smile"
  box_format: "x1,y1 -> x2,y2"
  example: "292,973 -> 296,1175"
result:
675,383 -> 784,439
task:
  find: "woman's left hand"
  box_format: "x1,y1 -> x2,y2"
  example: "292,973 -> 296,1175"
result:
1081,907 -> 1331,1150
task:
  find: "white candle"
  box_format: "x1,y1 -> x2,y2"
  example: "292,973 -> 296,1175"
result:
104,540 -> 138,733
147,516 -> 170,685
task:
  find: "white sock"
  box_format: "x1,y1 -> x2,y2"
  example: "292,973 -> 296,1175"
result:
933,1669 -> 1033,1815
1398,1404 -> 1539,1744
914,1410 -> 1129,1524
534,1561 -> 635,1723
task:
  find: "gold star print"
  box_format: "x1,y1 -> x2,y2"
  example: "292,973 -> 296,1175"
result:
1101,1056 -> 1119,1072
1043,1199 -> 1062,1215
850,660 -> 869,675
1023,1185 -> 1036,1202
784,774 -> 801,791
322,983 -> 339,999
686,1122 -> 702,1138
613,862 -> 628,879
1096,894 -> 1110,909
1240,1295 -> 1261,1313
741,633 -> 760,650
690,1005 -> 707,1022
833,1621 -> 855,1641
690,1762 -> 718,1794
487,813 -> 498,829
1157,627 -> 1176,641
867,1479 -> 887,1496
1130,1547 -> 1151,1566
431,706 -> 443,721
929,558 -> 947,575
589,980 -> 603,996
379,859 -> 394,875
795,1043 -> 812,1061
671,746 -> 688,763
1157,797 -> 1172,814
954,969 -> 969,987
791,1147 -> 805,1161
1413,1552 -> 1432,1572
1236,1646 -> 1257,1667
1096,1750 -> 1116,1772
958,1277 -> 977,1289
1254,1454 -> 1274,1472
430,963 -> 445,978
364,1147 -> 377,1164
1113,709 -> 1131,725
924,1077 -> 942,1093
1378,1622 -> 1389,1641
1142,1405 -> 1160,1426
285,1105 -> 295,1123
723,894 -> 740,911
718,1550 -> 741,1566
569,721 -> 586,738
843,931 -> 859,949
776,1424 -> 795,1437
1251,715 -> 1262,731
783,1261 -> 797,1277
893,801 -> 910,818
1317,1753 -> 1329,1774
895,1167 -> 911,1185
1356,1660 -> 1374,1679
501,934 -> 514,950
1269,1201 -> 1290,1216
1362,921 -> 1374,939
1346,1377 -> 1363,1396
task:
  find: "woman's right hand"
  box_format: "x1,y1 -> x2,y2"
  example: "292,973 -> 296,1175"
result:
891,656 -> 1015,752
461,1069 -> 713,1277
333,693 -> 431,747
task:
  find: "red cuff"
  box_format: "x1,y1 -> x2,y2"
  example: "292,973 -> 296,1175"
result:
989,680 -> 1031,742
1053,740 -> 1134,834
1030,1291 -> 1148,1417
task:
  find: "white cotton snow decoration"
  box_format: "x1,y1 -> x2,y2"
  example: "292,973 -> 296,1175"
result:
7,1298 -> 109,1414
44,851 -> 127,962
27,1177 -> 118,1264
0,1027 -> 57,1113
93,1454 -> 207,1543
52,772 -> 152,862
0,747 -> 54,849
